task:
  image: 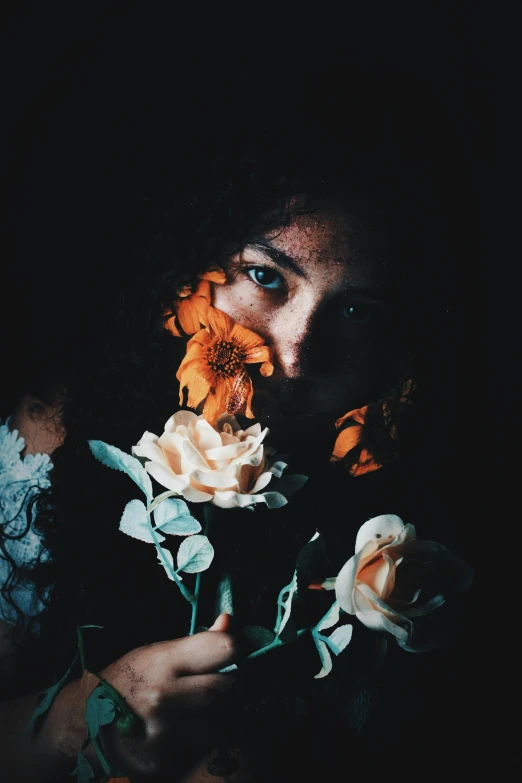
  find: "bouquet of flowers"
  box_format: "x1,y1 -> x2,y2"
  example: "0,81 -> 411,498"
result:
27,267 -> 474,782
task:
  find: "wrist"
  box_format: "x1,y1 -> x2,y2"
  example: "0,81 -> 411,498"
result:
42,671 -> 101,762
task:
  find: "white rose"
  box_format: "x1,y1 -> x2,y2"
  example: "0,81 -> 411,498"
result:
133,411 -> 301,509
334,514 -> 473,651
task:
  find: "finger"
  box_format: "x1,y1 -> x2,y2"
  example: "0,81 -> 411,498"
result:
208,613 -> 233,632
171,630 -> 238,676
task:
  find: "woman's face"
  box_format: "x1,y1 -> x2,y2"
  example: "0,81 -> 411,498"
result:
213,205 -> 401,441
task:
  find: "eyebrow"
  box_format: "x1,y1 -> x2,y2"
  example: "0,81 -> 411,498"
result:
244,240 -> 308,279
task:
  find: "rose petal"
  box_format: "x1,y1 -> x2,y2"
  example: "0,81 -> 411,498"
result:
205,441 -> 251,461
242,423 -> 262,438
182,437 -> 213,471
165,411 -> 198,432
190,469 -> 240,490
335,541 -> 379,614
181,485 -> 214,503
145,461 -> 188,493
250,471 -> 273,494
229,429 -> 268,465
133,440 -> 169,467
193,418 -> 223,451
358,555 -> 391,598
355,514 -> 406,553
211,490 -> 260,509
356,583 -> 412,638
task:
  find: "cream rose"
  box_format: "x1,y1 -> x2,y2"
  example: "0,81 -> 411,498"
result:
133,411 -> 300,509
334,514 -> 473,651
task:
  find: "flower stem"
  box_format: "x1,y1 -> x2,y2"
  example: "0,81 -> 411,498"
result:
75,626 -> 113,777
76,627 -> 87,673
147,490 -> 179,514
246,628 -> 309,661
189,573 -> 201,636
189,508 -> 212,636
219,628 -> 310,673
148,521 -> 194,603
90,736 -> 111,776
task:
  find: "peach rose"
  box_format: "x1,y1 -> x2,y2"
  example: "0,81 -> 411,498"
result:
334,514 -> 473,650
133,411 -> 301,509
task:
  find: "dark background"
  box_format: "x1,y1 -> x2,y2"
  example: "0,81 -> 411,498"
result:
0,3 -> 500,770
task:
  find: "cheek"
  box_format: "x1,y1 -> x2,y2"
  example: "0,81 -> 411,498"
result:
212,282 -> 273,336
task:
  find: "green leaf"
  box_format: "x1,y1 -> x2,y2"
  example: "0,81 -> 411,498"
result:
326,624 -> 353,655
272,473 -> 308,497
85,686 -> 116,740
26,650 -> 79,734
177,534 -> 214,573
274,572 -> 298,637
242,625 -> 276,651
157,545 -> 177,580
313,637 -> 333,679
72,748 -> 95,783
278,614 -> 299,644
315,601 -> 340,633
120,498 -> 163,542
88,440 -> 153,501
154,497 -> 202,535
296,531 -> 328,592
262,491 -> 288,509
115,712 -> 140,737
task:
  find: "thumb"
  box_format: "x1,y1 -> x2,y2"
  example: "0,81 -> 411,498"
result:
209,613 -> 233,632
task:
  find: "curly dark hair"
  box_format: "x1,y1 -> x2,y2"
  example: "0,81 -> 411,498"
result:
1,65 -> 479,778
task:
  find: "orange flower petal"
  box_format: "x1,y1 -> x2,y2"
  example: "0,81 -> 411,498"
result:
201,267 -> 226,284
177,358 -> 211,390
203,379 -> 230,424
335,405 -> 368,429
193,279 -> 211,302
330,424 -> 364,461
193,285 -> 212,327
244,345 -> 272,364
243,377 -> 255,419
186,328 -> 211,350
227,370 -> 252,417
177,298 -> 203,335
399,377 -> 416,402
164,314 -> 182,337
176,344 -> 204,381
350,448 -> 382,477
207,306 -> 233,339
186,372 -> 212,410
260,361 -> 274,377
231,322 -> 264,351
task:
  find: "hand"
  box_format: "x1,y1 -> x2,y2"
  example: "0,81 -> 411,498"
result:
97,614 -> 238,779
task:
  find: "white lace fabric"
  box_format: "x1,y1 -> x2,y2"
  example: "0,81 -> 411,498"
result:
0,419 -> 52,626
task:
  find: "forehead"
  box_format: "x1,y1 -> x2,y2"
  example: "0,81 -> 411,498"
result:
265,205 -> 390,282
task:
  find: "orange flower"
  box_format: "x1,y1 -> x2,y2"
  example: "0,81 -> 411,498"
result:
176,306 -> 274,424
330,405 -> 382,476
331,379 -> 415,476
164,267 -> 226,337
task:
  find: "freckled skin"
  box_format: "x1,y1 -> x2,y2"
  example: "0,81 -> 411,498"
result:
213,206 -> 400,442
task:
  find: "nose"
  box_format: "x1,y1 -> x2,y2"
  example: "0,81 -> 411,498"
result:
267,296 -> 316,379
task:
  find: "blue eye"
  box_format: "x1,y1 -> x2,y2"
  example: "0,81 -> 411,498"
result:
342,303 -> 373,323
246,267 -> 284,290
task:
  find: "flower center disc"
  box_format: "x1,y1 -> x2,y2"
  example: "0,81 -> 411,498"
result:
206,339 -> 245,378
